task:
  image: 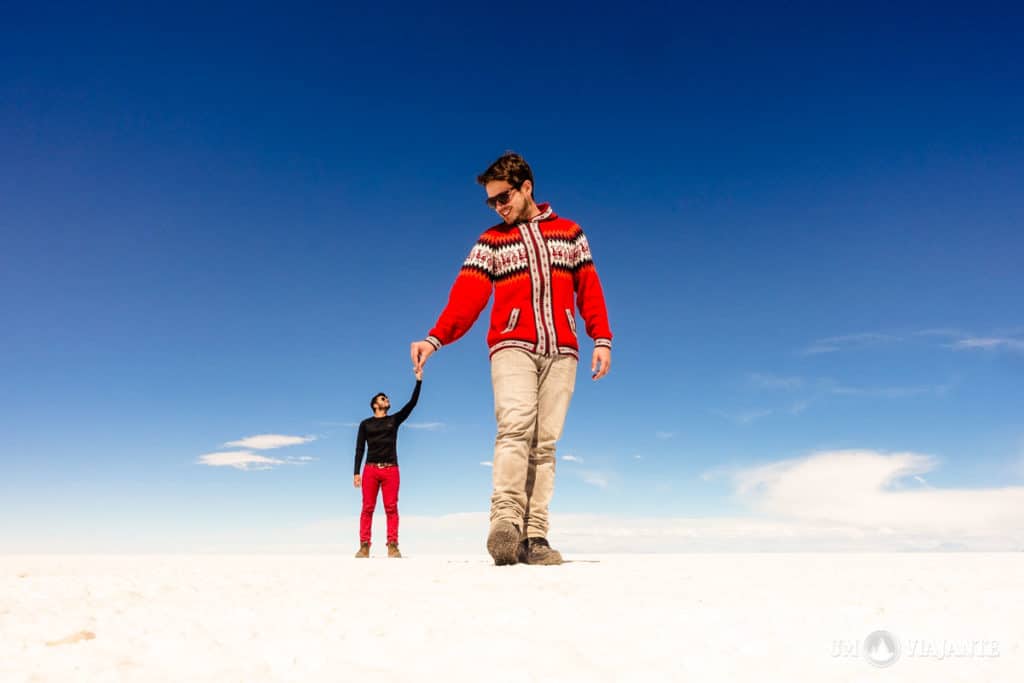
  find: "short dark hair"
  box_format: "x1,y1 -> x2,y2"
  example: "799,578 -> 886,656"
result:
370,393 -> 387,410
477,152 -> 534,197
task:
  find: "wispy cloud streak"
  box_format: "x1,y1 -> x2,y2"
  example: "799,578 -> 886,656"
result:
197,451 -> 316,471
223,434 -> 315,450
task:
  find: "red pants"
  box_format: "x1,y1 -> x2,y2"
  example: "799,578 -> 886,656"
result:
360,463 -> 400,544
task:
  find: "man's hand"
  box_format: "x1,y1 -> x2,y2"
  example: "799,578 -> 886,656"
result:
591,347 -> 611,381
410,340 -> 436,374
353,475 -> 361,489
415,367 -> 423,381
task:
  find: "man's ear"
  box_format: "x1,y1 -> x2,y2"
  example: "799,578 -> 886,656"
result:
521,179 -> 533,200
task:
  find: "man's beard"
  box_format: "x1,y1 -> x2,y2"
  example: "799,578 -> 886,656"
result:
508,204 -> 532,224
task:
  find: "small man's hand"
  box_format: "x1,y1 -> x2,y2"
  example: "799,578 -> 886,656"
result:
353,475 -> 361,488
415,367 -> 423,381
410,340 -> 436,374
591,347 -> 611,381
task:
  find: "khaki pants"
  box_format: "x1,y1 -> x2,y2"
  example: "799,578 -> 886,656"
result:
490,348 -> 577,539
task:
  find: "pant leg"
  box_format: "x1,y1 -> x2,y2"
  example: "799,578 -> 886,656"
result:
381,466 -> 400,544
489,348 -> 540,531
523,354 -> 577,539
360,466 -> 382,544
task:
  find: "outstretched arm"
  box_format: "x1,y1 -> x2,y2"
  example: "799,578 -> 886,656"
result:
412,238 -> 495,372
393,379 -> 422,425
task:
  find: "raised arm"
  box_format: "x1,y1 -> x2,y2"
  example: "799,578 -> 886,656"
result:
393,379 -> 422,425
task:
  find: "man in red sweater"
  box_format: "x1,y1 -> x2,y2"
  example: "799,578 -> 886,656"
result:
410,152 -> 613,565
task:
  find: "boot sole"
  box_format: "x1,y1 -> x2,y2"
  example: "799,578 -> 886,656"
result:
487,524 -> 521,566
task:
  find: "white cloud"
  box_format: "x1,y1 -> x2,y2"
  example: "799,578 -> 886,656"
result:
716,409 -> 772,425
737,410 -> 772,424
828,383 -> 952,399
655,431 -> 675,439
787,400 -> 810,415
913,328 -> 964,338
801,328 -> 1024,355
801,332 -> 898,355
738,378 -> 955,420
562,454 -> 584,463
197,451 -> 286,471
952,337 -> 1024,353
731,449 -> 1024,539
197,451 -> 316,471
405,422 -> 446,431
479,461 -> 493,468
581,471 -> 609,489
223,434 -> 315,450
737,372 -> 953,422
802,327 -> 1019,356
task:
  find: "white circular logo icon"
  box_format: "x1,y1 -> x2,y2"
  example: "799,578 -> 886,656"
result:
863,630 -> 900,668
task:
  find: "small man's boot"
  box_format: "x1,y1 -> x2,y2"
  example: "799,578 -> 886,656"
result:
387,542 -> 402,558
354,542 -> 370,558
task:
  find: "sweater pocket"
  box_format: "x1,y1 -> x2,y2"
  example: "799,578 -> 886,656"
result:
565,308 -> 577,337
502,308 -> 521,333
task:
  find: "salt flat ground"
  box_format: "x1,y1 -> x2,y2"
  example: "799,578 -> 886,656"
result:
2,553 -> 1022,682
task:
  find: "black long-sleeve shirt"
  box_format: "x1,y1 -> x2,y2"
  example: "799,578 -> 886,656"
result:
354,380 -> 421,475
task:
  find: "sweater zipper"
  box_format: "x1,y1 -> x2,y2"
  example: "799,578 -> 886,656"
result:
523,221 -> 554,356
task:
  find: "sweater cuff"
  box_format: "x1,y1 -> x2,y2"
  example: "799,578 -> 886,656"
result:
425,335 -> 442,351
594,338 -> 612,349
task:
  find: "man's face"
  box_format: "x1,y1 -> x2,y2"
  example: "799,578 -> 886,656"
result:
375,395 -> 390,412
485,180 -> 533,225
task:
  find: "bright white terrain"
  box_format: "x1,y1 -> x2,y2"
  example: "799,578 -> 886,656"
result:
2,553 -> 1021,682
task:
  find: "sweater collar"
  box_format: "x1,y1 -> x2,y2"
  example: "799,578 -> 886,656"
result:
527,203 -> 555,223
498,203 -> 556,231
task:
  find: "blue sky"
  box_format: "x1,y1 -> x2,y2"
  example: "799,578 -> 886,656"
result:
2,3 -> 1022,551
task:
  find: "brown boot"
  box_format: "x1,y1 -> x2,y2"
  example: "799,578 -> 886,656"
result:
354,542 -> 370,558
387,542 -> 402,558
486,520 -> 521,565
523,538 -> 563,565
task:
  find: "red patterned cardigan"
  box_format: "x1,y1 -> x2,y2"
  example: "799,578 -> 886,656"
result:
425,204 -> 613,360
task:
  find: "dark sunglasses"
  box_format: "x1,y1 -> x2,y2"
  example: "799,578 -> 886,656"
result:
485,186 -> 519,209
